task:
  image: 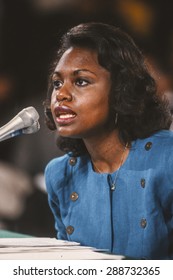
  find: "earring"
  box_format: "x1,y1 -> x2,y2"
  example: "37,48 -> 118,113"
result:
115,113 -> 118,126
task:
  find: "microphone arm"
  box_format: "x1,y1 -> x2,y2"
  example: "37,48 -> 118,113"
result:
0,121 -> 40,142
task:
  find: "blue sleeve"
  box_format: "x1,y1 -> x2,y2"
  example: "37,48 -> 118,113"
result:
164,146 -> 173,259
44,161 -> 68,240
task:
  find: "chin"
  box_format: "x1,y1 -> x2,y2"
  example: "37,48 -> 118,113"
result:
57,127 -> 80,138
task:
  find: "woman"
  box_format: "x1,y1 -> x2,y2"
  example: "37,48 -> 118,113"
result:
44,22 -> 173,259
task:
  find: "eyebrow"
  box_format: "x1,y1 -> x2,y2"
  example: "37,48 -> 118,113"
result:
74,69 -> 97,76
53,69 -> 97,77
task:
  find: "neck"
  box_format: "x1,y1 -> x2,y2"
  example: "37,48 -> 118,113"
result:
83,129 -> 129,173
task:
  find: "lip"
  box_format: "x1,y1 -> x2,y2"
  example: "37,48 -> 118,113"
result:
54,105 -> 77,125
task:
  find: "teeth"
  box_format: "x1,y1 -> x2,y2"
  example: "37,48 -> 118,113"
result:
59,114 -> 75,119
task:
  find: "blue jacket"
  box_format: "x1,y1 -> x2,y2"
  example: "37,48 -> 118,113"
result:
45,130 -> 173,259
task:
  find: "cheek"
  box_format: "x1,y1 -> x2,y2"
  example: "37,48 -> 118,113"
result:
79,94 -> 110,123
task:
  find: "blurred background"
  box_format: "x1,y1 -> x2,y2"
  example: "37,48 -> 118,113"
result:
0,0 -> 173,237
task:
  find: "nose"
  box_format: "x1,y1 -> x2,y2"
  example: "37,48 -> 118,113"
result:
56,84 -> 72,102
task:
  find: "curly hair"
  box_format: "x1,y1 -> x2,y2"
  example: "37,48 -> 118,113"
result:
44,22 -> 171,156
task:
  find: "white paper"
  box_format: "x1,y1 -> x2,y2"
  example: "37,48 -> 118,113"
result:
0,237 -> 124,260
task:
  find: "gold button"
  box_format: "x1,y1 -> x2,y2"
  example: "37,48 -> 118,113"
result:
140,178 -> 145,188
145,142 -> 152,151
66,225 -> 74,235
140,218 -> 147,228
69,157 -> 77,166
70,192 -> 79,201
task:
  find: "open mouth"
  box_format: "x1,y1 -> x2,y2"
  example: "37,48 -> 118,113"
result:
54,106 -> 77,123
58,113 -> 76,119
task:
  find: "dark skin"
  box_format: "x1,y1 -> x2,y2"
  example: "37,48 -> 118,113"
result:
51,47 -> 129,173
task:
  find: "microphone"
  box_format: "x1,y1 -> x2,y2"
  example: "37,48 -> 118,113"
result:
0,106 -> 40,142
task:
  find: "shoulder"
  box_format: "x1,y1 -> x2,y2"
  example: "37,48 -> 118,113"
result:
132,130 -> 173,179
44,154 -> 88,193
151,129 -> 173,143
45,154 -> 69,172
134,130 -> 173,151
45,154 -> 69,174
44,154 -> 70,192
130,130 -> 173,170
45,154 -> 79,181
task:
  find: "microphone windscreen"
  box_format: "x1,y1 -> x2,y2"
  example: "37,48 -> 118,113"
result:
22,121 -> 40,134
18,107 -> 39,127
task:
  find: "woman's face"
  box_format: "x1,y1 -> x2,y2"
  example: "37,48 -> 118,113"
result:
51,47 -> 112,139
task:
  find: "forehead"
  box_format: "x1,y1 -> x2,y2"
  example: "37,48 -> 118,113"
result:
54,47 -> 101,72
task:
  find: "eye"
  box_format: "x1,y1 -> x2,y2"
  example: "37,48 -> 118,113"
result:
75,78 -> 90,87
52,80 -> 63,90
